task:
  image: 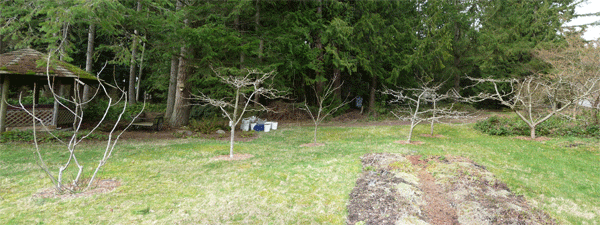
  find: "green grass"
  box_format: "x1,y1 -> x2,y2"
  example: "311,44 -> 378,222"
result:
1,123 -> 599,224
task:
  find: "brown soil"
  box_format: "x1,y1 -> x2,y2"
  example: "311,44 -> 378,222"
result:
211,153 -> 254,161
407,155 -> 459,224
300,142 -> 325,147
33,179 -> 120,200
347,153 -> 557,225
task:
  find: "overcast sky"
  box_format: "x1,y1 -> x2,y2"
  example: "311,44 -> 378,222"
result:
565,0 -> 600,40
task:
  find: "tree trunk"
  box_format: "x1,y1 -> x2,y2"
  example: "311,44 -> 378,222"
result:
0,75 -> 9,132
165,54 -> 179,119
407,123 -> 415,143
369,75 -> 377,113
229,88 -> 241,158
167,1 -> 183,118
230,125 -> 236,157
170,0 -> 192,127
83,23 -> 95,103
0,34 -> 3,54
128,0 -> 141,105
135,42 -> 145,102
253,0 -> 262,107
530,126 -> 536,139
169,46 -> 191,127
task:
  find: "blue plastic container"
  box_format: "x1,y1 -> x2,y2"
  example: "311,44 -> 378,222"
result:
254,124 -> 264,131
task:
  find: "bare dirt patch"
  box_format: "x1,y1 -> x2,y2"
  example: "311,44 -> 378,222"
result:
514,136 -> 552,142
346,153 -> 556,225
211,153 -> 254,161
33,179 -> 120,200
300,142 -> 325,147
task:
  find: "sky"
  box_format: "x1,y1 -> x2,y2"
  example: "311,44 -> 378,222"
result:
565,0 -> 600,40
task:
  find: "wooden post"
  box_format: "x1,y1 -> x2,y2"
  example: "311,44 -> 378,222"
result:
0,75 -> 10,132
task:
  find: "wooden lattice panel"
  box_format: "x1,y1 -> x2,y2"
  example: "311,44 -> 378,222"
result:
56,108 -> 75,125
6,108 -> 53,127
5,106 -> 75,127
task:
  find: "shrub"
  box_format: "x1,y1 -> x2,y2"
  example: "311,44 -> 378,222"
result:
190,105 -> 222,121
474,116 -> 515,136
188,117 -> 230,134
83,99 -> 163,123
475,115 -> 600,138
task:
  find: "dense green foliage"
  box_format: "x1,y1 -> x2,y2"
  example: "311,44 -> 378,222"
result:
475,115 -> 600,138
82,100 -> 165,122
188,117 -> 230,135
0,0 -> 578,122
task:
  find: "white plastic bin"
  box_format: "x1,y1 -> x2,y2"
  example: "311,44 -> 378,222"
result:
264,122 -> 272,132
241,119 -> 250,131
271,122 -> 278,130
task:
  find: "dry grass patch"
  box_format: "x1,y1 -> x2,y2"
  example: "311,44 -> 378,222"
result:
33,179 -> 120,200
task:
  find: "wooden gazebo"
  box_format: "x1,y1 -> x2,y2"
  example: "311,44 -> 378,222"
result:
0,48 -> 97,132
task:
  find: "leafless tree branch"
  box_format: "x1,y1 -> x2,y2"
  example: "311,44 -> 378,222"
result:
191,66 -> 287,157
300,74 -> 354,144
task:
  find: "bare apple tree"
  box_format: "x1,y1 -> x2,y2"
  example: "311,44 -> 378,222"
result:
383,82 -> 468,143
536,32 -> 600,123
12,53 -> 143,193
191,67 -> 286,158
300,75 -> 353,146
467,74 -> 600,139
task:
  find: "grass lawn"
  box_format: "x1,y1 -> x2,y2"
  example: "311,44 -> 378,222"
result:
1,123 -> 599,224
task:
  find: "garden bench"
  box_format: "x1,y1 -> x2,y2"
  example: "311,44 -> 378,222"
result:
131,112 -> 164,131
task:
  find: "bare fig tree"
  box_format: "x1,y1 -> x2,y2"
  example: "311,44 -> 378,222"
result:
13,53 -> 142,193
467,74 -> 600,139
300,75 -> 353,145
192,67 -> 286,158
383,82 -> 468,143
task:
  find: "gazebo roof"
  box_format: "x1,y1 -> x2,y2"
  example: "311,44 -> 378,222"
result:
0,48 -> 97,81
